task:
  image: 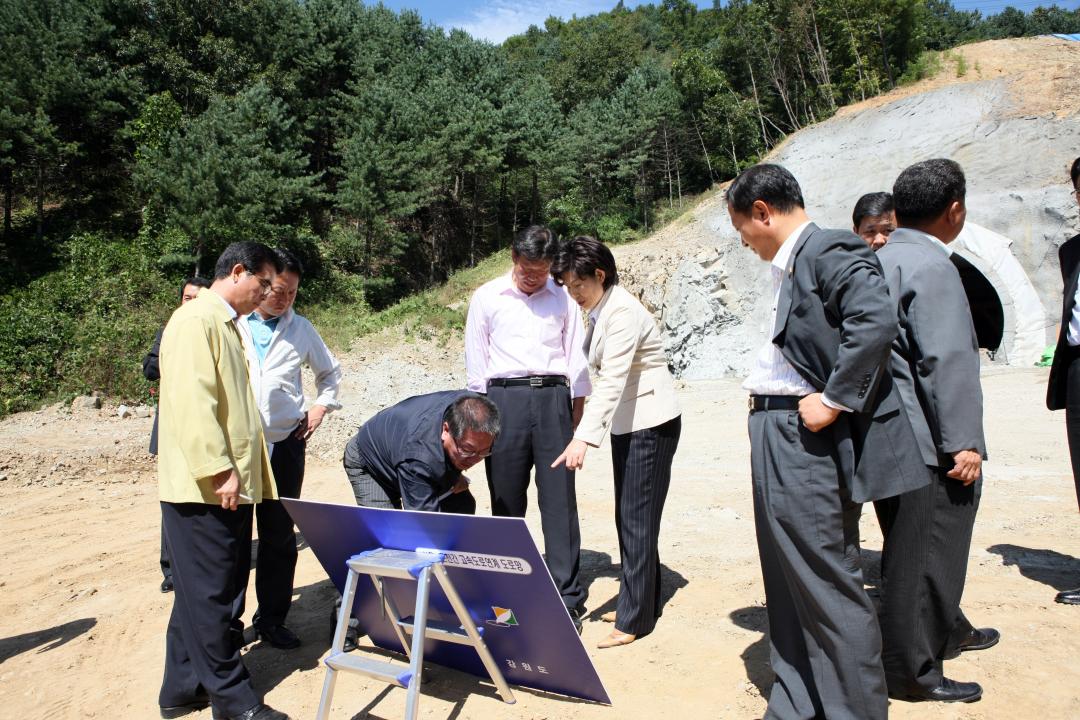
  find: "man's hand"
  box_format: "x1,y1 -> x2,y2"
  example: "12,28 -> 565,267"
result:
571,397 -> 585,431
947,449 -> 982,485
551,438 -> 589,471
451,476 -> 471,494
798,393 -> 841,432
212,469 -> 241,510
295,405 -> 328,440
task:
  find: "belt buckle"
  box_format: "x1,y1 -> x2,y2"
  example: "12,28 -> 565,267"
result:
529,376 -> 543,388
748,396 -> 754,411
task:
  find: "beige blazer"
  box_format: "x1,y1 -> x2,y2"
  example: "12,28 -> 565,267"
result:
574,285 -> 680,446
157,290 -> 275,504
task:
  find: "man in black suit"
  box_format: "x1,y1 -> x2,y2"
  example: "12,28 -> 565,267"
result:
875,159 -> 993,704
1047,156 -> 1080,605
343,390 -> 500,513
144,275 -> 211,594
729,164 -> 926,720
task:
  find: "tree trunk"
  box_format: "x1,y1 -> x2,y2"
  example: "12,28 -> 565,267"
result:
470,174 -> 479,266
843,8 -> 868,101
529,170 -> 540,225
877,20 -> 895,88
35,158 -> 44,244
746,61 -> 771,148
362,220 -> 371,278
662,123 -> 673,210
690,112 -> 716,183
2,165 -> 12,239
808,1 -> 836,111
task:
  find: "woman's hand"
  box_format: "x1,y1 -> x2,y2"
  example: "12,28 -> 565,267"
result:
551,438 -> 590,471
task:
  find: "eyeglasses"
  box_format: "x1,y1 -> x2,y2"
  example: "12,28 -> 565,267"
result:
246,271 -> 273,293
452,435 -> 492,459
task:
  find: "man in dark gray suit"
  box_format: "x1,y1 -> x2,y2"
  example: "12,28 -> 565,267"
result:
875,158 -> 991,704
729,164 -> 926,720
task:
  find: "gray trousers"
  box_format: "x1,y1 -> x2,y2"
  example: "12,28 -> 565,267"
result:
749,408 -> 887,720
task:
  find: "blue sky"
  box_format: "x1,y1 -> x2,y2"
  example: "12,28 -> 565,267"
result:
377,1 -> 1080,44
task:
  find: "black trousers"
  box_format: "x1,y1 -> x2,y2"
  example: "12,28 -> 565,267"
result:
253,432 -> 306,628
877,466 -> 981,697
160,522 -> 172,582
346,463 -> 477,515
485,383 -> 585,611
1066,352 -> 1080,510
611,415 -> 680,637
160,501 -> 259,716
749,408 -> 887,720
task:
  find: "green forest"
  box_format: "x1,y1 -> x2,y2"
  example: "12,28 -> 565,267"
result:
2,0 -> 1079,416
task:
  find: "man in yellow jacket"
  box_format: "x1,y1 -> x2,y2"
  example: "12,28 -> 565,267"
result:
157,242 -> 292,720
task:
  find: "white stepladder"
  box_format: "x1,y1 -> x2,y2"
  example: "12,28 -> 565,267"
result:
315,548 -> 516,720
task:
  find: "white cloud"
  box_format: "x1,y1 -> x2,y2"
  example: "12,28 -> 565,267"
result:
445,0 -> 616,44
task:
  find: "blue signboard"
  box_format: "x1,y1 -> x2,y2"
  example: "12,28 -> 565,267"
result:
282,498 -> 611,705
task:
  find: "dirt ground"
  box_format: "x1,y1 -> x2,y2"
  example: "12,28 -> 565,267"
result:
1,365 -> 1078,719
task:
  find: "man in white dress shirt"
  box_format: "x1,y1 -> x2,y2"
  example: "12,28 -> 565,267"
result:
729,164 -> 926,720
241,248 -> 342,650
465,225 -> 592,628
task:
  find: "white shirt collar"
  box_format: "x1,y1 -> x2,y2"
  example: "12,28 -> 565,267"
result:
895,227 -> 953,257
502,271 -> 555,298
772,220 -> 812,274
208,288 -> 239,320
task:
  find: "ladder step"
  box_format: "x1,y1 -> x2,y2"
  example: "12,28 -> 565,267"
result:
347,548 -> 441,580
324,652 -> 413,688
397,616 -> 482,646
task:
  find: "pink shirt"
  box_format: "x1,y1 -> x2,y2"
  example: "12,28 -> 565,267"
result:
465,273 -> 592,399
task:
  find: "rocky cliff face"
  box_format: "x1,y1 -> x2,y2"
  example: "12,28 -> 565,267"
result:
614,36 -> 1080,380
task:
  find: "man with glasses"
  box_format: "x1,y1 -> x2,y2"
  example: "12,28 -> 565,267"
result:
157,242 -> 293,720
343,391 -> 500,513
1047,156 -> 1080,605
465,225 -> 592,629
240,248 -> 342,651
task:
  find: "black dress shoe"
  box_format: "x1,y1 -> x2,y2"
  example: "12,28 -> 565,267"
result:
160,577 -> 174,593
255,623 -> 300,649
1055,587 -> 1080,605
945,626 -> 1000,659
160,692 -> 209,718
342,624 -> 360,652
905,678 -> 983,703
567,607 -> 584,635
213,702 -> 292,720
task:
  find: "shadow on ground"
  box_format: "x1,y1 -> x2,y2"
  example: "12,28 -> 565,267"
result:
577,548 -> 689,623
0,617 -> 97,664
988,543 -> 1080,591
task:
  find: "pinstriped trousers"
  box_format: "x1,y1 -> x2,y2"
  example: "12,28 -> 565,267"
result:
610,415 -> 681,637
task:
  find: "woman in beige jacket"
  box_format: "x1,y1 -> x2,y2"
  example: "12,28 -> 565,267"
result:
551,236 -> 681,649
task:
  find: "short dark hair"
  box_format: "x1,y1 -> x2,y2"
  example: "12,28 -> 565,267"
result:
443,393 -> 501,440
552,235 -> 619,289
213,242 -> 283,280
892,158 -> 966,226
726,163 -> 805,215
1071,157 -> 1080,189
275,247 -> 304,278
852,192 -> 894,228
179,276 -> 211,301
512,225 -> 559,262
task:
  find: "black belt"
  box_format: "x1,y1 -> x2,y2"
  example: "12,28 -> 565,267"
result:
488,375 -> 569,389
749,395 -> 803,412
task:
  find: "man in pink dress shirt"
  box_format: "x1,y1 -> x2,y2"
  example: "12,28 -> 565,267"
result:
465,225 -> 592,629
